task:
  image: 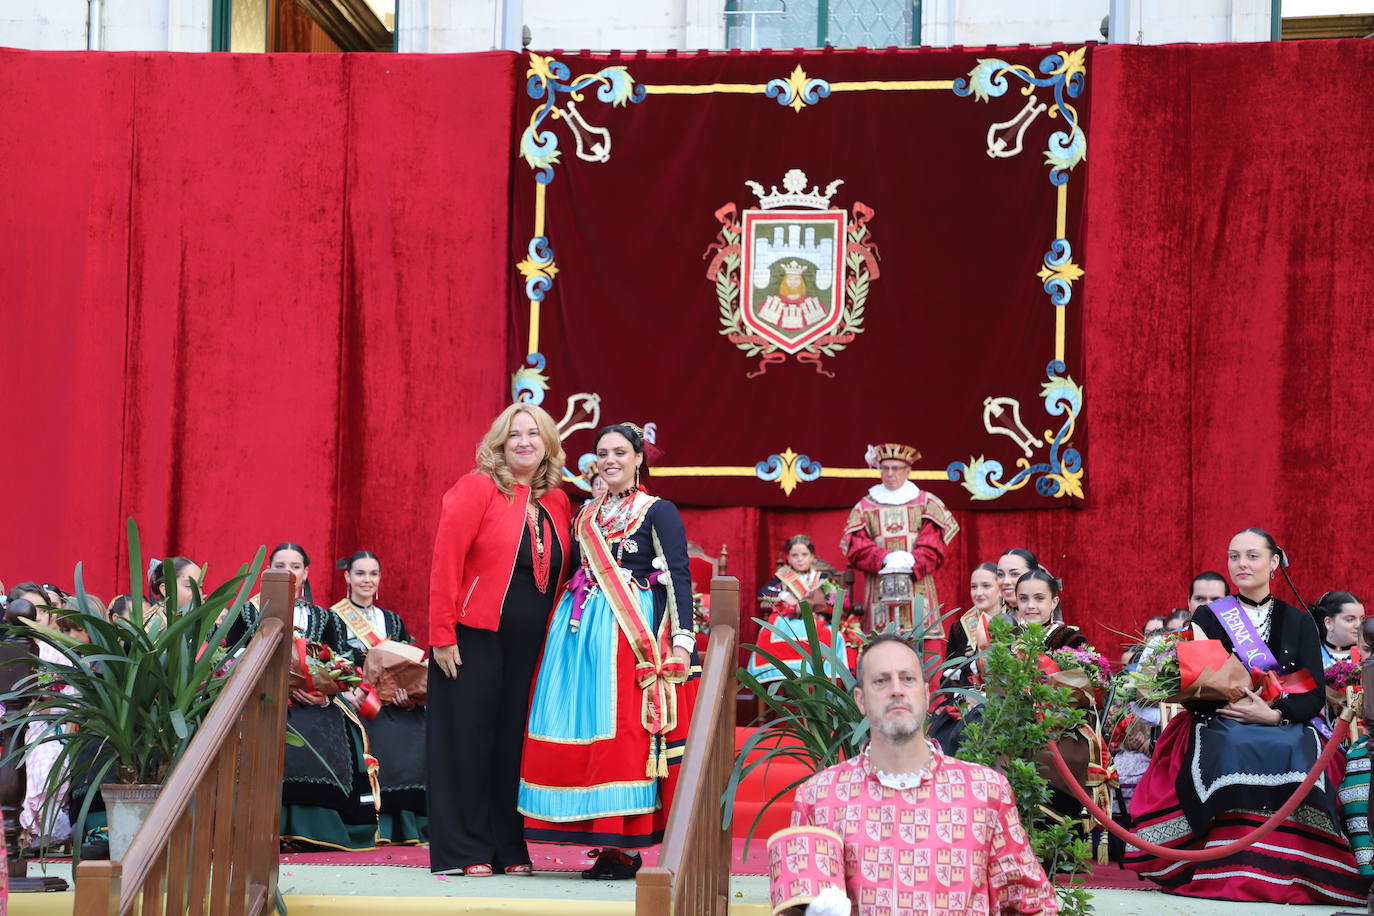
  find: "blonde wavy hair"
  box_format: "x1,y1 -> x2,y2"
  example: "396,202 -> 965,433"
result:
475,403 -> 566,498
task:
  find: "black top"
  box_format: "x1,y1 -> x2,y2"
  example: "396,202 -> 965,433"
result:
1187,597 -> 1324,722
224,597 -> 344,652
510,502 -> 564,601
570,497 -> 695,637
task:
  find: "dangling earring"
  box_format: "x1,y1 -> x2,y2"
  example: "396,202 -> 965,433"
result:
634,465 -> 641,490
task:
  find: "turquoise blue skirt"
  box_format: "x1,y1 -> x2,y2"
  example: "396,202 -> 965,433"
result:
520,585 -> 662,823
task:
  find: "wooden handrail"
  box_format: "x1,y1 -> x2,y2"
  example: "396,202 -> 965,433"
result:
74,570 -> 296,916
637,576 -> 739,916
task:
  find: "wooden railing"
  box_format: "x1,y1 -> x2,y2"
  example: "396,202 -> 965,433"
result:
637,576 -> 739,916
74,570 -> 296,916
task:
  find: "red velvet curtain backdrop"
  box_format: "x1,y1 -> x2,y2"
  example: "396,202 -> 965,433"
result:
3,41 -> 1373,656
0,50 -> 515,631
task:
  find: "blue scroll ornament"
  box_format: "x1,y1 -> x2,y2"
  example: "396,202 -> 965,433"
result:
1039,238 -> 1083,307
520,54 -> 646,185
953,48 -> 1087,186
947,361 -> 1084,501
512,353 -> 549,405
755,449 -> 823,496
765,66 -> 832,112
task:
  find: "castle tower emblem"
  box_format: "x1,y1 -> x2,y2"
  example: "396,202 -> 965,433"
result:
706,169 -> 880,376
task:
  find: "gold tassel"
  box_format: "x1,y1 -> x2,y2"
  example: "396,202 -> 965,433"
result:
1091,816 -> 1108,864
646,738 -> 657,778
657,738 -> 669,779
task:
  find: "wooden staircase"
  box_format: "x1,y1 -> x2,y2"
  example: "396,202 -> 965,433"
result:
73,571 -> 295,916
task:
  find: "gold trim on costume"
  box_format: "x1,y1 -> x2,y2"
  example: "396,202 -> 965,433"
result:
329,598 -> 384,647
520,778 -> 656,793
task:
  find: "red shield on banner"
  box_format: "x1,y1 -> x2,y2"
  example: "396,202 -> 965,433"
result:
739,208 -> 847,354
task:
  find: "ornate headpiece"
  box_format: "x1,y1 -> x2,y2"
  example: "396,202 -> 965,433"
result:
864,442 -> 920,469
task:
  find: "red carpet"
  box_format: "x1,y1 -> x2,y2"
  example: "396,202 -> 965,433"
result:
277,839 -> 770,875
276,848 -> 1141,886
1073,863 -> 1150,890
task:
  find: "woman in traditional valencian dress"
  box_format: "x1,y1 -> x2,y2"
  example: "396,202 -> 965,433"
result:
330,551 -> 427,846
942,561 -> 1002,690
228,543 -> 379,850
1013,568 -> 1087,652
1126,528 -> 1366,904
519,423 -> 698,880
927,562 -> 1005,756
996,548 -> 1041,619
1316,590 -> 1365,670
746,535 -> 846,685
426,403 -> 571,877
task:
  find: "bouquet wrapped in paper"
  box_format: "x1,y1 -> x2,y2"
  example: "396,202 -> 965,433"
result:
289,639 -> 361,697
1121,637 -> 1248,705
1044,646 -> 1112,708
1167,639 -> 1254,703
363,639 -> 428,705
1126,637 -> 1317,706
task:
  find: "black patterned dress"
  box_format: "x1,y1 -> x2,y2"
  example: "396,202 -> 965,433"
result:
331,600 -> 427,845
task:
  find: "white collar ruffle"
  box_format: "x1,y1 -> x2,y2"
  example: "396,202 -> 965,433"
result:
867,481 -> 922,506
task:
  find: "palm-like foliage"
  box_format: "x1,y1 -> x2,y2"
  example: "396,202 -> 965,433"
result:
723,599 -> 979,846
0,520 -> 263,801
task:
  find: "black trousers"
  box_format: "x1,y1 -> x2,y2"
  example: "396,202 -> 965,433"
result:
426,606 -> 548,871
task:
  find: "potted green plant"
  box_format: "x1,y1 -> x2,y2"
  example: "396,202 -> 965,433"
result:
0,519 -> 262,860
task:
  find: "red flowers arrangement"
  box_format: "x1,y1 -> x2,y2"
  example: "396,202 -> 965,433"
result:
289,639 -> 361,697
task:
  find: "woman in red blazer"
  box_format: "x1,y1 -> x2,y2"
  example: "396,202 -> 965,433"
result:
426,403 -> 572,877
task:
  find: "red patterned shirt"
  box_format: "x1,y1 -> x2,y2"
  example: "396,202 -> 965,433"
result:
787,744 -> 1058,916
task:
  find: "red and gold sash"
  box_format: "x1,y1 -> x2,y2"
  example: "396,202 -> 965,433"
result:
576,496 -> 687,777
330,598 -> 385,648
775,567 -> 821,603
957,609 -> 993,685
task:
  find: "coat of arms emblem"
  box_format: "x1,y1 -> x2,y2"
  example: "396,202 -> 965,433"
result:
705,169 -> 880,377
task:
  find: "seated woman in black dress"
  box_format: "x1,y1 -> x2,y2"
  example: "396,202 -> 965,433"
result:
227,542 -> 378,851
1126,528 -> 1364,904
330,551 -> 426,846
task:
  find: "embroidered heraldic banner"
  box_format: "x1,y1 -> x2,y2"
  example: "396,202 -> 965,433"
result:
510,47 -> 1090,510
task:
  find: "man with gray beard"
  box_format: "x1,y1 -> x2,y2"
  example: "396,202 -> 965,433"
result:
767,635 -> 1057,915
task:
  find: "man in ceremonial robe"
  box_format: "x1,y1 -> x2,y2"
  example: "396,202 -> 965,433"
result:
841,442 -> 958,636
767,636 -> 1057,916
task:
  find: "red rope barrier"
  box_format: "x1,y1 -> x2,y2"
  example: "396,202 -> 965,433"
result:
1046,715 -> 1351,862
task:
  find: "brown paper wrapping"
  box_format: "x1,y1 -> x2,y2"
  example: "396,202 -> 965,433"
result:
289,660 -> 344,697
1045,667 -> 1101,709
1164,653 -> 1251,704
364,640 -> 428,705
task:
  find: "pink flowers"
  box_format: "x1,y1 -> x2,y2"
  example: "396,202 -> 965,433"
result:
1325,658 -> 1361,690
1050,646 -> 1112,688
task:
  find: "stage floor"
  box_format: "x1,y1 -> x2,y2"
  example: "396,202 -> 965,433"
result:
5,858 -> 1356,915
